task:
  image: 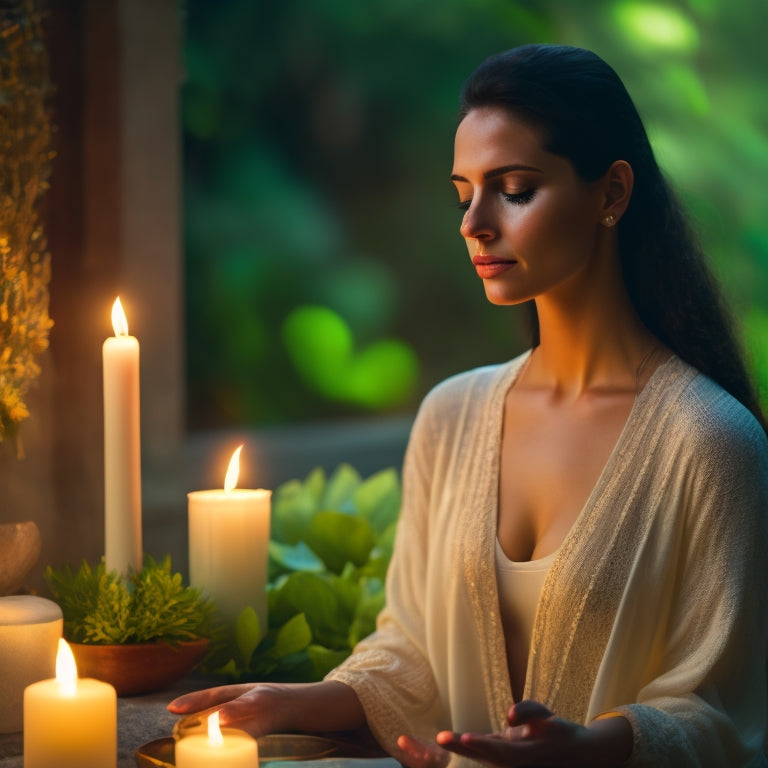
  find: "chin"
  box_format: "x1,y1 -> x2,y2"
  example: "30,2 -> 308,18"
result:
482,285 -> 531,307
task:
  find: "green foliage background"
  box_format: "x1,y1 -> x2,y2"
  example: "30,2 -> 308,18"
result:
183,0 -> 768,429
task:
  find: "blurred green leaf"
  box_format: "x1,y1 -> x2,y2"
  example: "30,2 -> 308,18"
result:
613,2 -> 699,52
349,577 -> 386,648
305,466 -> 327,506
272,613 -> 312,658
271,478 -> 318,545
307,644 -> 351,679
235,606 -> 262,665
282,305 -> 354,394
306,511 -> 376,574
343,339 -> 420,409
322,463 -> 361,511
270,571 -> 346,648
282,305 -> 419,410
269,540 -> 325,575
353,467 -> 402,534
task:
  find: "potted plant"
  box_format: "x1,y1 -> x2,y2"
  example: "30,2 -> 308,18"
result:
45,556 -> 216,696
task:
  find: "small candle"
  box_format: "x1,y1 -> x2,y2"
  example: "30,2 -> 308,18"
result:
23,638 -> 117,768
0,596 -> 62,734
103,296 -> 142,574
176,711 -> 258,768
188,446 -> 271,630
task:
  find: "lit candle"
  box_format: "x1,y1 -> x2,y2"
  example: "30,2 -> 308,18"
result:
23,639 -> 117,768
176,710 -> 258,768
103,296 -> 142,573
188,446 -> 271,630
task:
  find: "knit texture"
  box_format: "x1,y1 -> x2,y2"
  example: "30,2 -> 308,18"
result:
328,353 -> 768,767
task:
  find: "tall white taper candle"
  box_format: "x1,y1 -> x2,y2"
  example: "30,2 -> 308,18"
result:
103,297 -> 142,573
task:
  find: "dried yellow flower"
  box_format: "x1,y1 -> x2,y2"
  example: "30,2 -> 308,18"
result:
0,0 -> 54,444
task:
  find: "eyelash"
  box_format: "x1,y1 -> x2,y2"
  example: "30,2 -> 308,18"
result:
456,188 -> 537,212
504,188 -> 536,205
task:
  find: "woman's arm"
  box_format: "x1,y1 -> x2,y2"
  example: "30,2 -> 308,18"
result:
168,680 -> 366,737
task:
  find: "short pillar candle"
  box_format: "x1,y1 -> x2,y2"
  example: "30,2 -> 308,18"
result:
176,711 -> 258,768
188,446 -> 271,630
0,596 -> 62,734
23,639 -> 117,768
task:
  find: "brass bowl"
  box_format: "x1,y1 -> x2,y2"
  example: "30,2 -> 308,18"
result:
137,733 -> 338,767
70,638 -> 209,696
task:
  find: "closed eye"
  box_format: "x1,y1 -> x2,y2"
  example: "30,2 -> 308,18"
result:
503,189 -> 536,205
456,188 -> 536,213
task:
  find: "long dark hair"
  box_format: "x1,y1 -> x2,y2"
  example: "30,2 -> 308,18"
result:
459,44 -> 765,431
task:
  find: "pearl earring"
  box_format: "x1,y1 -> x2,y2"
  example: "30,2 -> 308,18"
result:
602,214 -> 616,227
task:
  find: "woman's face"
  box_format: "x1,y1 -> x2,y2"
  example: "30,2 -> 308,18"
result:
451,106 -> 607,306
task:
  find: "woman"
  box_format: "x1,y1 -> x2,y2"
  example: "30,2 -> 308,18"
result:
170,45 -> 768,766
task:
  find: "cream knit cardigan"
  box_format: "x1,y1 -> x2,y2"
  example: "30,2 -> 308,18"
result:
328,353 -> 768,767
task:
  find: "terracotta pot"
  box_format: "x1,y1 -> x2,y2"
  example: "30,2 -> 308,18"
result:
70,637 -> 209,696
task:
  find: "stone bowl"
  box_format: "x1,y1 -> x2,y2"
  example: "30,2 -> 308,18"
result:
70,637 -> 209,696
0,521 -> 41,596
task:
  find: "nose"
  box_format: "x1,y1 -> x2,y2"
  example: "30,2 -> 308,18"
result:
459,197 -> 495,244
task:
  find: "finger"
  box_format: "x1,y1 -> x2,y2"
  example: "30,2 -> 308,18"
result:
167,684 -> 256,713
507,699 -> 554,725
435,731 -> 459,747
397,734 -> 448,768
438,733 -> 528,765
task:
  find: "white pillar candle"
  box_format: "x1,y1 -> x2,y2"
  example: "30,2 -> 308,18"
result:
103,296 -> 142,574
23,639 -> 117,768
0,596 -> 63,734
188,446 -> 271,630
176,711 -> 258,768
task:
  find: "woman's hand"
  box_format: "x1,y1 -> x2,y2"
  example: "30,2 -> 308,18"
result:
168,680 -> 367,739
431,700 -> 632,767
168,683 -> 293,737
397,733 -> 451,768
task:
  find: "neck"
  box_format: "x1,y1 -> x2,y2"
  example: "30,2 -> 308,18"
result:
526,285 -> 659,402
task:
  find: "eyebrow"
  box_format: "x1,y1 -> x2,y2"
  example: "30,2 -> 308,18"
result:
450,164 -> 544,182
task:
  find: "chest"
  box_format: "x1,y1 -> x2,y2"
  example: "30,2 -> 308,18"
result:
497,389 -> 635,561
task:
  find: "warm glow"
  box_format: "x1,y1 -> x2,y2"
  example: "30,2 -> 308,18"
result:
224,445 -> 243,493
207,710 -> 224,747
111,297 -> 129,337
55,638 -> 77,696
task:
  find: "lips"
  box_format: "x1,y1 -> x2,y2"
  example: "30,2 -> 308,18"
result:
471,254 -> 516,279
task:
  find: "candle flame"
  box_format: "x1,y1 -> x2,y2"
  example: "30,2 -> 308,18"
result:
56,638 -> 78,696
224,445 -> 243,492
111,297 -> 129,337
207,710 -> 224,746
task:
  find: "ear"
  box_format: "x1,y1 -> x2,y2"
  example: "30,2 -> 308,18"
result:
598,160 -> 633,228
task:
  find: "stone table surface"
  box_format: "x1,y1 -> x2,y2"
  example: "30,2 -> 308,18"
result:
0,675 -> 400,768
0,675 -> 196,767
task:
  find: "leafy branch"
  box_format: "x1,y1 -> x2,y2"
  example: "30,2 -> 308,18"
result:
45,555 -> 217,645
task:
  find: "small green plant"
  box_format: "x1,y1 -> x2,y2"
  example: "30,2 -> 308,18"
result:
208,463 -> 401,682
45,555 -> 216,645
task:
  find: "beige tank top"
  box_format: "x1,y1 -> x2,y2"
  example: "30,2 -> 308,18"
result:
495,538 -> 557,699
